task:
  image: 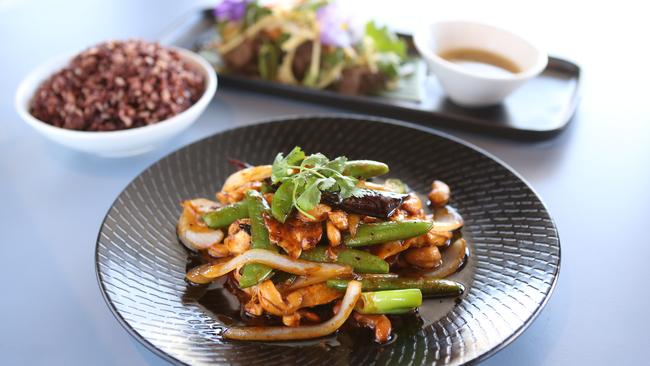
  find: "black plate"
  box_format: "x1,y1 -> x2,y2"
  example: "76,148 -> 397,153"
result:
160,8 -> 581,140
96,115 -> 560,365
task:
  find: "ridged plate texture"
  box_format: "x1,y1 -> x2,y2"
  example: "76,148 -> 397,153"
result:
96,115 -> 560,365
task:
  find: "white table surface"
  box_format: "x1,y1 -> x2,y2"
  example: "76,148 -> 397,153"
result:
2,0 -> 649,365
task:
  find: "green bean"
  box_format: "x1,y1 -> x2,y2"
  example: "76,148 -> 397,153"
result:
326,277 -> 464,298
344,220 -> 433,247
202,201 -> 249,229
355,289 -> 422,314
299,246 -> 389,274
343,160 -> 389,179
239,191 -> 275,288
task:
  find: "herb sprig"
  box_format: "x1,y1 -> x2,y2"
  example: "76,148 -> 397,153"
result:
270,146 -> 360,222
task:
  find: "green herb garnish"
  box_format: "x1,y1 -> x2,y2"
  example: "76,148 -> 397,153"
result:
270,147 -> 361,222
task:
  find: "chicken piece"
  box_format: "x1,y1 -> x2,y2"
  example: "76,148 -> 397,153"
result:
256,281 -> 341,317
282,313 -> 301,327
257,280 -> 302,316
177,199 -> 224,251
353,313 -> 392,343
371,240 -> 411,260
264,215 -> 323,258
216,181 -> 262,204
401,193 -> 424,217
207,244 -> 230,258
289,283 -> 342,308
224,219 -> 252,254
348,214 -> 361,236
297,204 -> 331,222
425,230 -> 452,247
244,291 -> 264,317
326,221 -> 341,246
403,245 -> 442,269
281,309 -> 321,327
216,165 -> 272,204
222,165 -> 272,192
327,210 -> 349,230
388,208 -> 408,222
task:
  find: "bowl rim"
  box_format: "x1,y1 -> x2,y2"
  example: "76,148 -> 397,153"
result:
414,20 -> 548,82
14,45 -> 218,140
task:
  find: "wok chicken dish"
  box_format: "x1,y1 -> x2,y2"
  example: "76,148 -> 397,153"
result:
181,147 -> 467,343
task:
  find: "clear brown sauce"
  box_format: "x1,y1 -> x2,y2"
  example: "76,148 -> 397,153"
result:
439,48 -> 521,76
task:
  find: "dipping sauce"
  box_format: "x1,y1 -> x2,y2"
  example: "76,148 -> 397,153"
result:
438,48 -> 521,77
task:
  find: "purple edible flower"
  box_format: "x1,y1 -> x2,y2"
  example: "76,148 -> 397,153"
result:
213,0 -> 250,22
317,3 -> 355,48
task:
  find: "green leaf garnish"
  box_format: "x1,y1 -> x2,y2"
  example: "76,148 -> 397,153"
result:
271,180 -> 295,223
269,146 -> 374,221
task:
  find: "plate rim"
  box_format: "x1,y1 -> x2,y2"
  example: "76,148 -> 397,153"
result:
95,113 -> 561,365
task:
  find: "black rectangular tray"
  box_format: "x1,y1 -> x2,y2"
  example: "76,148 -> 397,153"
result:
160,8 -> 581,140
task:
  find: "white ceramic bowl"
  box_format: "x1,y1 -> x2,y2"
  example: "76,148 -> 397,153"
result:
15,47 -> 217,157
414,21 -> 547,107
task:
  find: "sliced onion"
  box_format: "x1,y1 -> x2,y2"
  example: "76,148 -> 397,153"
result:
186,249 -> 352,284
433,206 -> 464,231
222,165 -> 272,192
281,274 -> 336,293
425,238 -> 467,278
223,280 -> 362,341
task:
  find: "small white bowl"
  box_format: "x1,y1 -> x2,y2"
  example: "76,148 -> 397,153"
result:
15,47 -> 217,157
414,21 -> 547,107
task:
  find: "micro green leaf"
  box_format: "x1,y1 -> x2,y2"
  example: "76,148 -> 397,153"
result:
325,156 -> 347,174
296,178 -> 323,213
271,180 -> 295,223
271,153 -> 288,183
302,153 -> 329,168
285,146 -> 306,166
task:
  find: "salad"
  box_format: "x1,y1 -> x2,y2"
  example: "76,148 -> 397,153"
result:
181,147 -> 468,343
202,0 -> 408,95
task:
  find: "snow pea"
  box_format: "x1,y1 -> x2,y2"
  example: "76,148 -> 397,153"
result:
343,160 -> 389,179
344,220 -> 433,247
202,201 -> 249,229
239,190 -> 275,288
299,246 -> 389,274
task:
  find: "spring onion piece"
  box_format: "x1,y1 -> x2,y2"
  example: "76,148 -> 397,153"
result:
223,280 -> 362,340
355,289 -> 422,314
327,277 -> 464,298
344,220 -> 433,247
186,249 -> 352,285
